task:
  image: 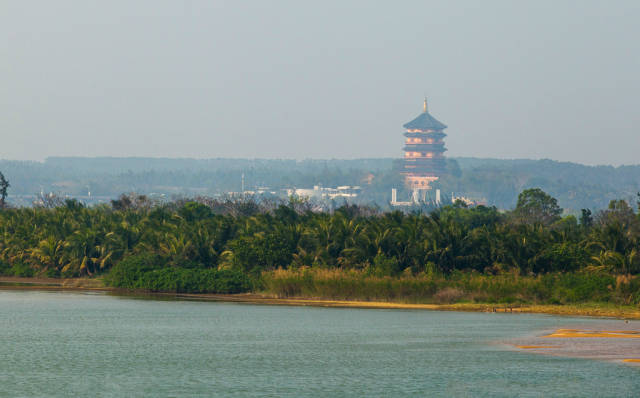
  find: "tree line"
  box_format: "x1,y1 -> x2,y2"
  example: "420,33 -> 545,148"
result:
0,187 -> 639,299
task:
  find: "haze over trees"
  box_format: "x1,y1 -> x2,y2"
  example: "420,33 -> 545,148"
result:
2,157 -> 638,213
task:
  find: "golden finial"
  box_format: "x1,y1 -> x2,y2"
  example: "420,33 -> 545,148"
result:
423,97 -> 428,112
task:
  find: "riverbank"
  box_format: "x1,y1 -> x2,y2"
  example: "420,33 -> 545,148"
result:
2,276 -> 640,319
170,294 -> 640,319
0,276 -> 108,290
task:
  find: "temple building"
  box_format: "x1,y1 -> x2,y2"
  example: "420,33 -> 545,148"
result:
401,98 -> 447,192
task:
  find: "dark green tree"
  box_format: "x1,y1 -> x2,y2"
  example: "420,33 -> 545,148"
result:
0,172 -> 9,209
512,188 -> 562,225
580,209 -> 593,228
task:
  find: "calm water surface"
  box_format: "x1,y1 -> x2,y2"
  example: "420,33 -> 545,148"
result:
0,290 -> 638,397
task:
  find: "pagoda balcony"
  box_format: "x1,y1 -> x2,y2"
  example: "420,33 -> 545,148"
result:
403,170 -> 446,176
402,162 -> 446,170
403,144 -> 446,152
402,166 -> 446,174
403,131 -> 446,139
402,159 -> 447,169
401,166 -> 447,175
403,157 -> 446,163
403,154 -> 446,161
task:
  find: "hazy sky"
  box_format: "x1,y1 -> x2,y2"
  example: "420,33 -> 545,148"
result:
2,1 -> 639,165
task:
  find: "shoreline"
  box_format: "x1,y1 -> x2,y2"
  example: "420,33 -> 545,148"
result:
2,276 -> 639,319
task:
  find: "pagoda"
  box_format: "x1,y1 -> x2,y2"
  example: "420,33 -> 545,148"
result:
401,98 -> 447,191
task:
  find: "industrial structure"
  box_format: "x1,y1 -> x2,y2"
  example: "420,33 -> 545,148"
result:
287,185 -> 361,200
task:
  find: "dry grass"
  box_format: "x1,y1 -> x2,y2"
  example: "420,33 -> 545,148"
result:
0,276 -> 107,290
433,287 -> 465,304
259,268 -> 640,319
262,267 -> 440,302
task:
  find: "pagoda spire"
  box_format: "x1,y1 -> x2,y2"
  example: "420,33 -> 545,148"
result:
423,97 -> 428,112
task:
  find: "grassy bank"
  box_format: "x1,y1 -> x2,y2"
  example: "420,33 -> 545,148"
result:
261,267 -> 640,306
2,273 -> 639,319
0,276 -> 106,289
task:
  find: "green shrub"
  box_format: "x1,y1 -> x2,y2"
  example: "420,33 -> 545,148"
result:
45,268 -> 61,278
104,253 -> 162,289
212,269 -> 252,293
105,255 -> 250,294
372,253 -> 401,276
0,260 -> 10,276
551,273 -> 614,303
11,263 -> 34,277
617,277 -> 640,304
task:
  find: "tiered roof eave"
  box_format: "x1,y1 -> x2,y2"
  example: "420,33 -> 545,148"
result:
402,111 -> 447,131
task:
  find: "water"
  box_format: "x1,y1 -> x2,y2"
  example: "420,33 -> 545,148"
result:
0,290 -> 638,397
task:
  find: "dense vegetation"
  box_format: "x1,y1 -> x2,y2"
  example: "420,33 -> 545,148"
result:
263,268 -> 636,305
0,188 -> 639,304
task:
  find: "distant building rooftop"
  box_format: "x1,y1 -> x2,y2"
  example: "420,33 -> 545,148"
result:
402,99 -> 447,131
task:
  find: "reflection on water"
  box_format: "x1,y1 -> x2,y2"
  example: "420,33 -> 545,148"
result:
0,290 -> 638,397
